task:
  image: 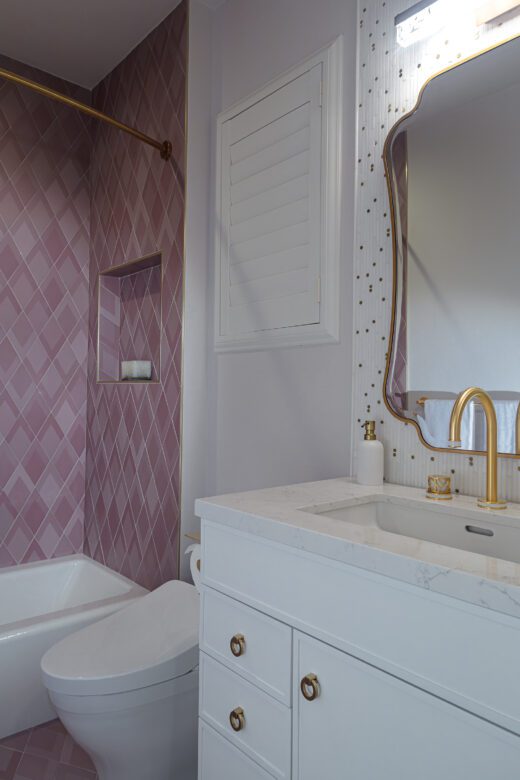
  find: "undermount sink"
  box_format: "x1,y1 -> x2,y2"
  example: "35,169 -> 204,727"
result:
301,497 -> 520,565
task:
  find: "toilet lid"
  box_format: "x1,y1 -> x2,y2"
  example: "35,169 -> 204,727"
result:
41,580 -> 199,696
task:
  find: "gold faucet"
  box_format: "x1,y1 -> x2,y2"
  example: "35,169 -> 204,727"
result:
448,387 -> 506,510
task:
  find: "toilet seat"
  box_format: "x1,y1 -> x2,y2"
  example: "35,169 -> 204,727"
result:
41,580 -> 199,697
48,667 -> 199,715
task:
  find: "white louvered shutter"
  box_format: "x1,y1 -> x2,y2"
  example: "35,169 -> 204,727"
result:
217,64 -> 324,342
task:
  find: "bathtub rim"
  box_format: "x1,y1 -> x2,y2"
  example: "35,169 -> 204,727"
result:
0,554 -> 147,639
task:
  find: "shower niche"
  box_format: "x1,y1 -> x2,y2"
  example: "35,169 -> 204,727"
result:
97,252 -> 162,383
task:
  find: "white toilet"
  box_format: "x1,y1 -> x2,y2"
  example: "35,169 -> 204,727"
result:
41,580 -> 199,780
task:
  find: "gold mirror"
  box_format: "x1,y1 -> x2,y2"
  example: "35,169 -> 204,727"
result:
384,34 -> 520,458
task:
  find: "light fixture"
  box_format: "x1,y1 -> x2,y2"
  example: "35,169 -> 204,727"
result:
475,0 -> 520,24
396,0 -> 520,47
395,0 -> 446,47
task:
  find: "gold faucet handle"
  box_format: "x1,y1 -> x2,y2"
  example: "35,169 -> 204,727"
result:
426,475 -> 452,501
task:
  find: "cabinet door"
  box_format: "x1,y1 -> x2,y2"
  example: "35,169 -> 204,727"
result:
294,632 -> 520,780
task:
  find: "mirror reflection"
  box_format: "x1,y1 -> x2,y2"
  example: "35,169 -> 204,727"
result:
385,35 -> 520,455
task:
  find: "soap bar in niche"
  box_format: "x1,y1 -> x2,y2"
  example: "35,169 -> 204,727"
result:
121,360 -> 152,381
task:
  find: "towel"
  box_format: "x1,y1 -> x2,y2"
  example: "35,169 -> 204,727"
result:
121,360 -> 152,380
478,400 -> 519,454
418,399 -> 475,449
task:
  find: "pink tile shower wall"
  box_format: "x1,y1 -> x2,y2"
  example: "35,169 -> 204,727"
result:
97,275 -> 120,381
84,2 -> 186,590
120,266 -> 161,382
0,57 -> 90,567
97,265 -> 161,382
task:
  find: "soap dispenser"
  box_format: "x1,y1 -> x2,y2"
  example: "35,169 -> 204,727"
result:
357,421 -> 384,486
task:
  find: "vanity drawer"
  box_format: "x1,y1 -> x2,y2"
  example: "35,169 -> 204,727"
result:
199,720 -> 275,780
202,520 -> 520,734
199,652 -> 291,779
200,587 -> 292,704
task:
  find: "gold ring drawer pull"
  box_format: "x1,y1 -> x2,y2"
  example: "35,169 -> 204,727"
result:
301,673 -> 320,701
230,633 -> 246,657
229,707 -> 245,732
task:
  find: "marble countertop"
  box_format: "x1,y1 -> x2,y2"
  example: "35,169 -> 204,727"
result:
195,479 -> 520,620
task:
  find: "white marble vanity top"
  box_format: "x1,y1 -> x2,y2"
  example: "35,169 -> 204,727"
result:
196,479 -> 520,619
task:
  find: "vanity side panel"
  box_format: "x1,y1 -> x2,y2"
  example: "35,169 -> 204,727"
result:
201,519 -> 520,734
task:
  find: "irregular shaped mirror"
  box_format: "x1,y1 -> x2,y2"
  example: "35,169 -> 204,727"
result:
385,34 -> 520,456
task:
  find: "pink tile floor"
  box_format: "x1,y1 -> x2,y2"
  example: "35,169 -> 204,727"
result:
0,720 -> 96,779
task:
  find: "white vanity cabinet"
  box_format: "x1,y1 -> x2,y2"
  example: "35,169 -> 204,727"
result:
198,518 -> 520,779
293,632 -> 519,779
199,720 -> 275,779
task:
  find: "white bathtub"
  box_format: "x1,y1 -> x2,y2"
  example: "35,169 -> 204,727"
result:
0,554 -> 146,739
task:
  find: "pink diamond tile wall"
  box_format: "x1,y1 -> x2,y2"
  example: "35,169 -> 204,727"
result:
1,1 -> 186,585
0,55 -> 90,567
97,265 -> 162,382
120,266 -> 162,381
97,275 -> 120,381
83,2 -> 186,589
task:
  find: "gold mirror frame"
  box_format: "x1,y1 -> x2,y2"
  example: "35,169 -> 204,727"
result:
382,32 -> 520,460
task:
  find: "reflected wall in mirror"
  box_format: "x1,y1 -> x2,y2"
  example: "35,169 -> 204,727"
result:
384,34 -> 520,457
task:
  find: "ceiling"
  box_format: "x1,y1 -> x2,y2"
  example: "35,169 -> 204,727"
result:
0,0 -> 186,89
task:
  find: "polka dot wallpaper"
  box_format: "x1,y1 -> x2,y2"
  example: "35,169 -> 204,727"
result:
353,0 -> 520,500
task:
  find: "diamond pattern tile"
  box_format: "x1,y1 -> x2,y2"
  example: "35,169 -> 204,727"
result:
0,720 -> 97,779
0,55 -> 90,568
84,3 -> 186,590
119,266 -> 161,380
2,6 -> 185,580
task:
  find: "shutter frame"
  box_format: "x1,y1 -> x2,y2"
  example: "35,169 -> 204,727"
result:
215,37 -> 342,351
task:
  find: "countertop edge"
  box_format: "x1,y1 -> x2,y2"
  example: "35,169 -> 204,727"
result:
195,479 -> 520,621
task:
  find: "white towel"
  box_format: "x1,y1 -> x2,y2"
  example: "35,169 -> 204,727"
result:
121,360 -> 152,380
479,400 -> 519,454
419,399 -> 475,450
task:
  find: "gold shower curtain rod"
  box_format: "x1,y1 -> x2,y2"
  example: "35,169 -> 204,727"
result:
0,67 -> 172,161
